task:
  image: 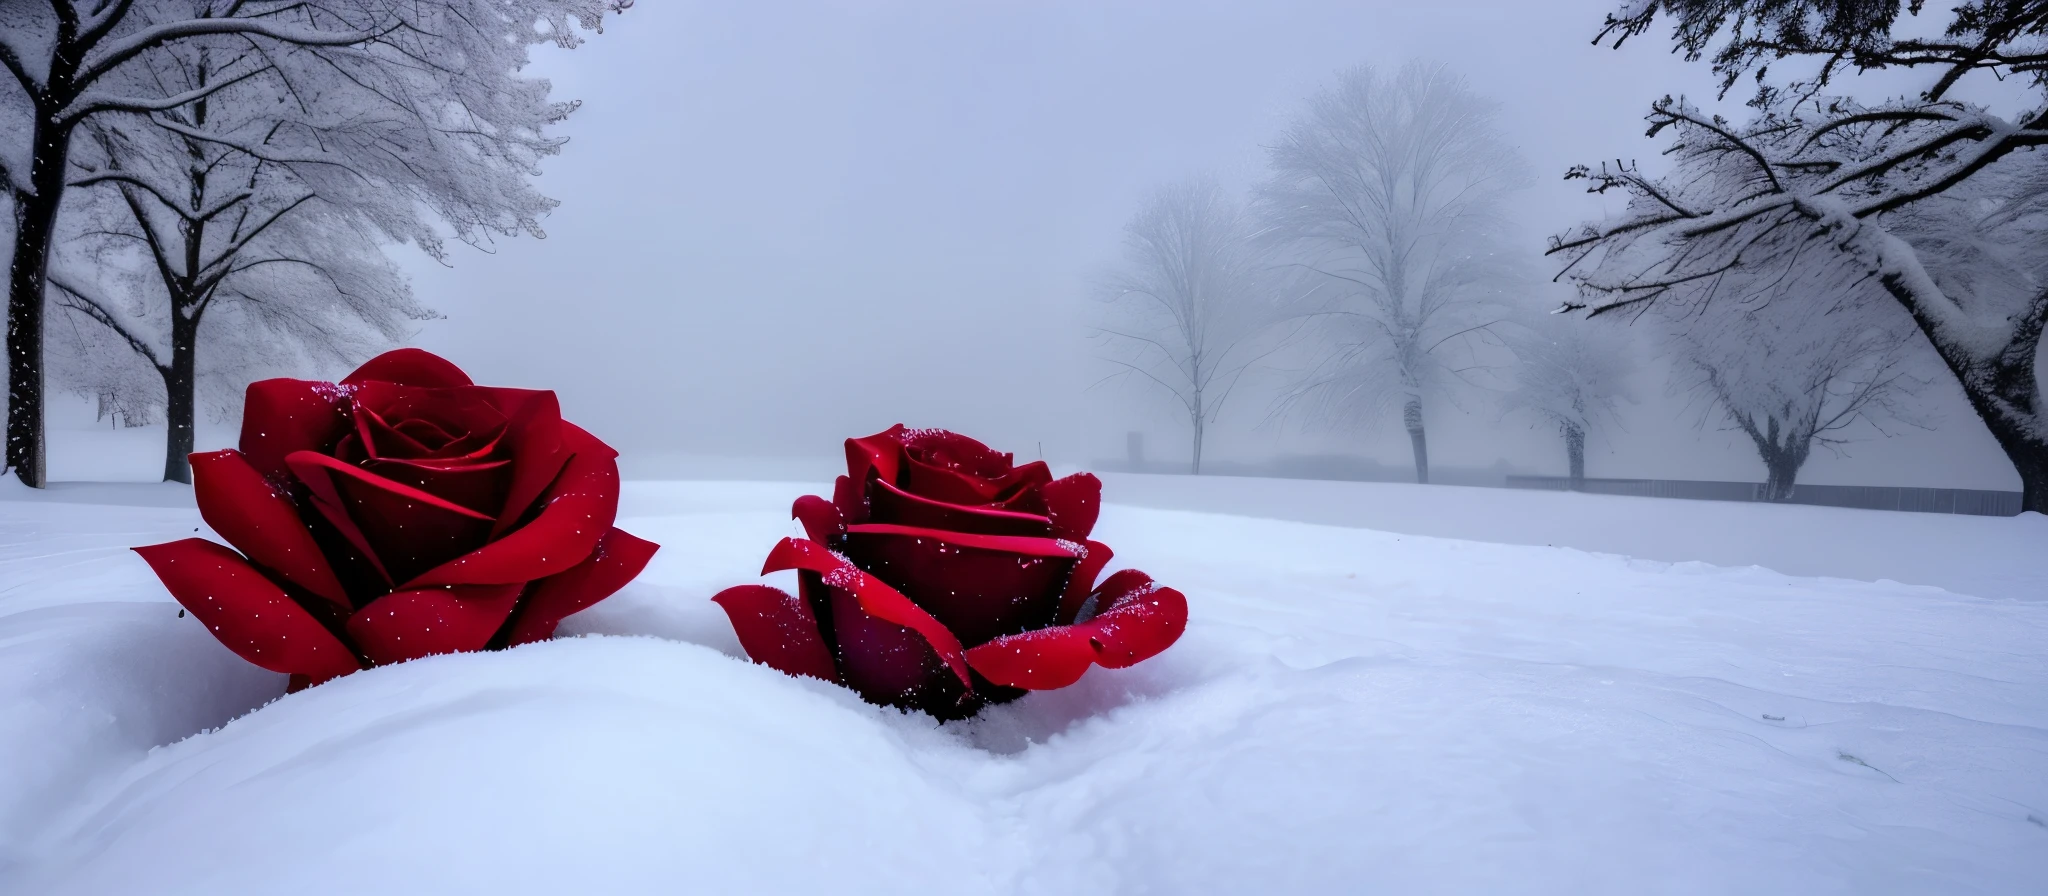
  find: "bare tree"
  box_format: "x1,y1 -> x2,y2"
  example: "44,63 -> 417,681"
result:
1556,1 -> 2048,510
1660,258 -> 1928,500
1501,309 -> 1633,489
1099,177 -> 1288,474
0,0 -> 619,488
1260,61 -> 1530,484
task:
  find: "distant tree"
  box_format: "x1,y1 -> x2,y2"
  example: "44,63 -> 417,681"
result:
1501,310 -> 1633,489
1661,263 -> 1928,501
1260,61 -> 1529,484
1100,177 -> 1287,474
1,0 -> 620,488
1555,1 -> 2048,510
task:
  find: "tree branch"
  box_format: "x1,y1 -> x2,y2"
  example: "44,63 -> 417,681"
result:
51,275 -> 163,369
78,15 -> 393,86
59,59 -> 274,124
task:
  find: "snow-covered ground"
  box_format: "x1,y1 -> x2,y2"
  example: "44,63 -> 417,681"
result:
3,477 -> 2045,894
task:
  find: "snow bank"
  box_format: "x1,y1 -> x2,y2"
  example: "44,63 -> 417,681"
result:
1096,471 -> 2048,601
3,480 -> 2045,894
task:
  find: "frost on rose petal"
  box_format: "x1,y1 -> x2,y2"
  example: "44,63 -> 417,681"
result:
820,563 -> 863,589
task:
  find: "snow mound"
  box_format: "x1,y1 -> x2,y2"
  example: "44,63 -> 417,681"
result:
3,481 -> 2045,894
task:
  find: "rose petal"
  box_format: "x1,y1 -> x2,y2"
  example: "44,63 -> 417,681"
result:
486,388 -> 572,535
342,348 -> 475,388
393,417 -> 460,450
792,494 -> 845,544
350,384 -> 511,461
842,523 -> 1082,558
134,539 -> 362,683
239,378 -> 353,484
502,527 -> 660,646
823,581 -> 971,716
1057,539 -> 1114,624
1039,472 -> 1101,541
898,455 -> 1017,506
345,583 -> 523,667
711,584 -> 839,683
760,537 -> 971,689
865,475 -> 1052,537
360,455 -> 512,520
840,524 -> 1079,646
964,569 -> 1188,690
843,425 -> 911,489
832,475 -> 868,525
355,405 -> 434,458
898,427 -> 1017,479
404,423 -> 618,589
288,451 -> 496,588
190,449 -> 348,607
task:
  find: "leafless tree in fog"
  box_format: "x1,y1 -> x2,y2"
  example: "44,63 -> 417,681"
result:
1558,0 -> 2048,510
1663,257 -> 1929,501
1260,61 -> 1530,484
1100,177 -> 1290,474
1501,309 -> 1633,489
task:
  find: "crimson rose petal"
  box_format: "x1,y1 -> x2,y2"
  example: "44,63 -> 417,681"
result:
710,584 -> 839,683
1039,472 -> 1102,541
407,423 -> 618,589
840,524 -> 1079,646
1076,570 -> 1189,667
482,388 -> 571,536
341,347 -> 475,389
239,378 -> 353,483
346,583 -> 523,666
288,451 -> 497,587
503,527 -> 661,646
964,570 -> 1189,690
759,537 -> 971,688
844,425 -> 911,487
1057,539 -> 1114,624
865,475 -> 1052,537
190,449 -> 349,607
133,539 -> 363,683
792,494 -> 846,544
822,582 -> 966,714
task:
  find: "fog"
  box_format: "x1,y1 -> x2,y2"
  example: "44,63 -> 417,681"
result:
402,0 -> 2021,489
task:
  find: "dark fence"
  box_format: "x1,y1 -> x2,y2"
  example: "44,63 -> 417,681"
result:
1505,476 -> 2025,517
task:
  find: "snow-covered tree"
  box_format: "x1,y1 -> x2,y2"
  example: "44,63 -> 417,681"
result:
1,0 -> 619,488
1501,310 -> 1633,489
1556,1 -> 2048,510
1100,177 -> 1291,475
1658,252 -> 1928,501
1260,61 -> 1530,484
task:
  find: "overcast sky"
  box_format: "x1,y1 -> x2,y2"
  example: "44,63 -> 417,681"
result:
398,0 -> 2022,489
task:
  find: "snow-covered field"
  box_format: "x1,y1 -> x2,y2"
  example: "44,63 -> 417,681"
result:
3,476 -> 2046,894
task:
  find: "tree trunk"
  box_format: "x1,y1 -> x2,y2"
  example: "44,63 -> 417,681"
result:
1973,408 -> 2048,514
2010,441 -> 2048,515
161,314 -> 199,484
1190,414 -> 1204,476
1762,456 -> 1799,502
1881,275 -> 2048,514
1403,397 -> 1428,484
5,113 -> 71,489
1564,423 -> 1585,490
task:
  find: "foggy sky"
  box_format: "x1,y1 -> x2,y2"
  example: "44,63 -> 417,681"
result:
401,0 -> 2022,490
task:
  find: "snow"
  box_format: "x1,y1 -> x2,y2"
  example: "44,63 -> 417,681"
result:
4,477 -> 2046,894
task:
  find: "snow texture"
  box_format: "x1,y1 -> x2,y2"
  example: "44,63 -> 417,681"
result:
2,477 -> 2045,894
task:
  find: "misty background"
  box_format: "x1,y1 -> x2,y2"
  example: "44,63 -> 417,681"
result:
47,0 -> 2030,488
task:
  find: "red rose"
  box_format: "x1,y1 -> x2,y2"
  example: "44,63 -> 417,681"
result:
712,425 -> 1187,719
134,349 -> 658,691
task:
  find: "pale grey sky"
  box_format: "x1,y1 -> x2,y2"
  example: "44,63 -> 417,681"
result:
401,0 -> 2023,489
